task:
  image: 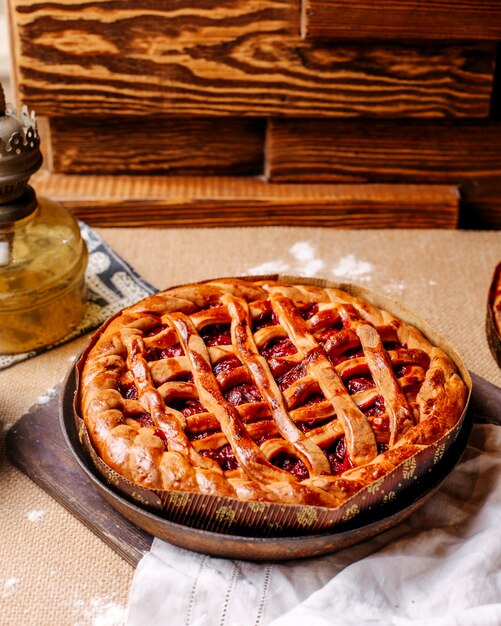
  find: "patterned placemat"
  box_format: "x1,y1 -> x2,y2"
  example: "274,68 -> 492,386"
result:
0,221 -> 157,371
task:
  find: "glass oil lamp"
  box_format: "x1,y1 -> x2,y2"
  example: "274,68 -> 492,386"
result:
0,84 -> 88,353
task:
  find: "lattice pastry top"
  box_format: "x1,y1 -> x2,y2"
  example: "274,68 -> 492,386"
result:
78,278 -> 467,508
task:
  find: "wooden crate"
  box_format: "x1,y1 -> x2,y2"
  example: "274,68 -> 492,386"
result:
8,0 -> 501,228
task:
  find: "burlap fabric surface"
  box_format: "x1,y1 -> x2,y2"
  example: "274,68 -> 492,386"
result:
1,227 -> 500,626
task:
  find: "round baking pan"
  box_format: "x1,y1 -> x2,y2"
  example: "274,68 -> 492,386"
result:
61,366 -> 473,561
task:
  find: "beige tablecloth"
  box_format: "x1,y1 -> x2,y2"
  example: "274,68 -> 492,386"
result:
1,227 -> 500,625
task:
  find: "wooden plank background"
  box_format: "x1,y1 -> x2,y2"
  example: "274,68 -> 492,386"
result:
32,172 -> 459,228
8,0 -> 501,228
302,0 -> 501,41
9,0 -> 495,118
266,119 -> 501,184
49,117 -> 265,175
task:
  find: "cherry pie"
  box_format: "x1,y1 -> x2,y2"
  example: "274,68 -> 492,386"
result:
78,278 -> 468,510
488,262 -> 501,368
492,264 -> 501,337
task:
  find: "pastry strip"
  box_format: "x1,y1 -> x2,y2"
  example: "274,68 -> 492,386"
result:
226,296 -> 331,477
271,295 -> 378,466
169,312 -> 296,486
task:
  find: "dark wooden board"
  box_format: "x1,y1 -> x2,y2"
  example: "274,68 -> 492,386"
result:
460,193 -> 501,229
302,0 -> 501,41
32,173 -> 459,229
4,372 -> 500,565
267,120 -> 501,184
5,385 -> 153,567
8,0 -> 495,118
49,117 -> 265,176
266,119 -> 501,229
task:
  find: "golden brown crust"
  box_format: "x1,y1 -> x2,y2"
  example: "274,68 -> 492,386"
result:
78,278 -> 467,508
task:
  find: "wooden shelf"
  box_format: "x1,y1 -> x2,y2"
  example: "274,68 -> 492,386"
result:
302,0 -> 501,41
32,172 -> 459,228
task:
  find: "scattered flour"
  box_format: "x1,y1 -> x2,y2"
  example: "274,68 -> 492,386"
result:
332,255 -> 373,281
245,260 -> 290,275
289,242 -> 325,276
428,279 -> 438,286
36,386 -> 58,405
382,280 -> 407,296
72,596 -> 127,626
245,241 -> 325,278
2,577 -> 19,599
27,509 -> 46,523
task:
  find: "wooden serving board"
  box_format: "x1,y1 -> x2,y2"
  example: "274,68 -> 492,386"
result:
5,372 -> 500,567
5,385 -> 153,567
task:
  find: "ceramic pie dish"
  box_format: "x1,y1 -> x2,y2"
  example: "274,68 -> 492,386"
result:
72,276 -> 471,538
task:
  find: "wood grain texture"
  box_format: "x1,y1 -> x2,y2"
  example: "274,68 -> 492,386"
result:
50,117 -> 265,175
302,0 -> 501,41
8,0 -> 495,118
5,385 -> 153,567
32,172 -> 459,228
267,120 -> 501,184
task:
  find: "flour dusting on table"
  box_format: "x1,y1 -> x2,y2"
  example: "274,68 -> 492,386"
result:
246,241 -> 325,277
245,260 -> 290,275
383,280 -> 407,296
27,509 -> 46,523
1,577 -> 19,599
332,255 -> 373,281
289,242 -> 325,276
72,596 -> 127,626
36,386 -> 58,405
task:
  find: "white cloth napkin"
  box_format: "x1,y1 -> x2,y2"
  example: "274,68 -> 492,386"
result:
127,421 -> 501,626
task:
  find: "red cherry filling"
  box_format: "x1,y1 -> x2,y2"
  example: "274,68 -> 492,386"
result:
144,321 -> 166,337
317,323 -> 345,343
187,427 -> 219,441
153,428 -> 168,447
299,302 -> 319,320
134,413 -> 154,427
201,324 -> 232,346
224,383 -> 262,406
377,442 -> 388,455
347,377 -> 375,395
301,393 -> 325,407
119,381 -> 139,400
166,372 -> 194,384
253,303 -> 279,331
363,396 -> 386,417
326,436 -> 353,475
267,357 -> 296,379
272,453 -> 310,481
261,337 -> 297,360
161,343 -> 185,358
170,398 -> 207,417
393,364 -> 412,378
384,341 -> 406,351
327,347 -> 364,367
145,342 -> 185,362
297,416 -> 331,433
201,444 -> 239,471
213,356 -> 242,376
277,362 -> 306,391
